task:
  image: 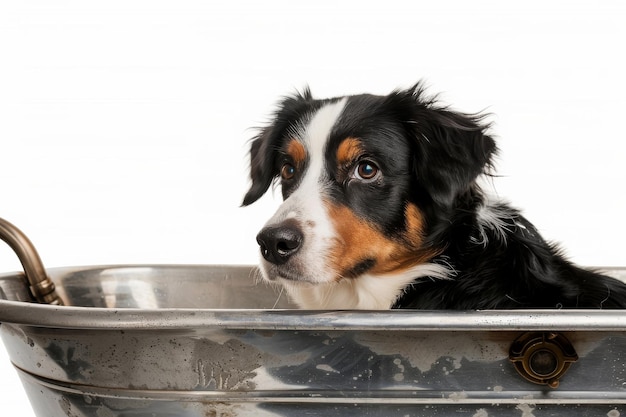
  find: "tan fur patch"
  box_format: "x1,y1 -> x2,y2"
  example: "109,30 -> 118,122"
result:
326,202 -> 441,280
336,137 -> 364,166
286,139 -> 307,166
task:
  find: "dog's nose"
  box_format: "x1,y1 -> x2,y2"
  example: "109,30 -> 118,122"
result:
256,223 -> 303,265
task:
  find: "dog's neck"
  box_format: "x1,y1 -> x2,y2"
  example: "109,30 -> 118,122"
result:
281,262 -> 453,309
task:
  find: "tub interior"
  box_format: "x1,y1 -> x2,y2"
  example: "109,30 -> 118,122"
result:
1,265 -> 625,310
0,265 -> 296,309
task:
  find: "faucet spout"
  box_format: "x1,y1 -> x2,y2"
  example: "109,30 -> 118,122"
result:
0,217 -> 63,305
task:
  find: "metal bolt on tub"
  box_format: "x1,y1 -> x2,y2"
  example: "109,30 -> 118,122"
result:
509,331 -> 578,388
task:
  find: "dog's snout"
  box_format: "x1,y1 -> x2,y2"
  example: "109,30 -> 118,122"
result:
256,223 -> 303,265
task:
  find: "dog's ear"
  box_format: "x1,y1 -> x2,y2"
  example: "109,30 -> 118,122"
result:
400,84 -> 497,207
242,88 -> 314,206
242,126 -> 277,206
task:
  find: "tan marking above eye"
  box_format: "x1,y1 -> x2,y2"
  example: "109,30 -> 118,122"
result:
286,139 -> 307,166
336,137 -> 364,166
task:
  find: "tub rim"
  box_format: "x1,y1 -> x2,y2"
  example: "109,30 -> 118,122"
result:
1,264 -> 625,332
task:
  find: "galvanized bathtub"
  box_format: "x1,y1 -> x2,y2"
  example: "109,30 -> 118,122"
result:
1,219 -> 626,416
2,265 -> 626,417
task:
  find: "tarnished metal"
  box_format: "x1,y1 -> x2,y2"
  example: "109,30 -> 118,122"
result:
1,265 -> 626,416
0,217 -> 62,305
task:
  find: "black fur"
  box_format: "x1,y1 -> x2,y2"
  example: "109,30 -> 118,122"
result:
397,200 -> 626,309
244,82 -> 626,309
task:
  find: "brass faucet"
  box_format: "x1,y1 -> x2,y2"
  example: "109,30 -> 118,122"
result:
0,217 -> 63,305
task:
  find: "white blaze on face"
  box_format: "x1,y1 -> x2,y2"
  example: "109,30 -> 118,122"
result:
260,98 -> 348,284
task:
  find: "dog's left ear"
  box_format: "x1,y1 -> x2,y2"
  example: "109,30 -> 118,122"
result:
400,85 -> 497,207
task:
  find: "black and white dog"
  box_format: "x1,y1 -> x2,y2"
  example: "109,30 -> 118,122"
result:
243,82 -> 626,310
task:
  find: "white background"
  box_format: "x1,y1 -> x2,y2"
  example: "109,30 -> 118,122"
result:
1,1 -> 625,415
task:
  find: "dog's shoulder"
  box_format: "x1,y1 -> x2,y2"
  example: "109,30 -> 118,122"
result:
395,199 -> 626,309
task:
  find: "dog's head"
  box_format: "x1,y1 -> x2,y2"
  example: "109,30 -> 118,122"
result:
242,83 -> 496,307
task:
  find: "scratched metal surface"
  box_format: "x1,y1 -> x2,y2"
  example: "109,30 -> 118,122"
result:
1,265 -> 625,417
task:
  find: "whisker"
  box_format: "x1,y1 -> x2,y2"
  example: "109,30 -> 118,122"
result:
272,286 -> 284,309
249,267 -> 264,285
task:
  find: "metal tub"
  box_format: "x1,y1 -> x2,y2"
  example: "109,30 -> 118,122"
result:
1,264 -> 626,417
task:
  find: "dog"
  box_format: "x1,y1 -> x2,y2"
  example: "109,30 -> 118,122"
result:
242,82 -> 626,310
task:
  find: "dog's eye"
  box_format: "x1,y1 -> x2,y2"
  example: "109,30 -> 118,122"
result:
354,161 -> 379,181
280,163 -> 296,180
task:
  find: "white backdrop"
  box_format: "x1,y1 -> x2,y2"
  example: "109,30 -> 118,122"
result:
1,1 -> 625,415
